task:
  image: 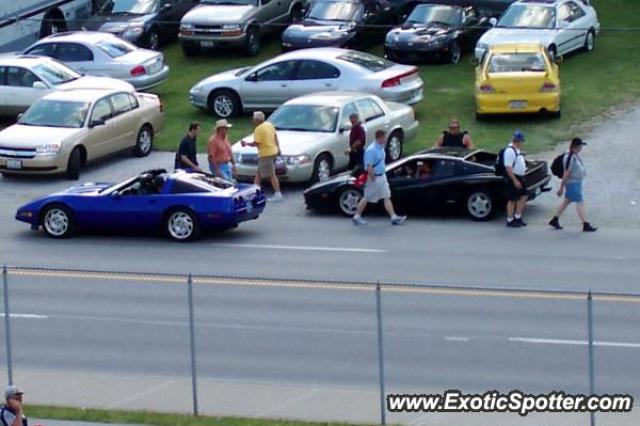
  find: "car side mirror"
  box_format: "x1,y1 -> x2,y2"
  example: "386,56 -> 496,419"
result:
90,118 -> 105,128
489,17 -> 497,27
32,81 -> 47,90
161,2 -> 172,12
339,124 -> 352,133
245,73 -> 257,82
17,113 -> 23,121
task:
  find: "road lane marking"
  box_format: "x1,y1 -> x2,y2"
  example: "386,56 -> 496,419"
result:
0,313 -> 48,319
208,243 -> 387,253
509,337 -> 640,349
444,336 -> 469,342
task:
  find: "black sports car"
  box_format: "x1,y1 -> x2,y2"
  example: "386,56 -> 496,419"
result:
304,148 -> 551,221
281,0 -> 397,51
409,0 -> 515,17
384,3 -> 492,64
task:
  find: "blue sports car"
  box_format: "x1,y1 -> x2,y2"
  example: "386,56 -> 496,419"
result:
15,169 -> 266,242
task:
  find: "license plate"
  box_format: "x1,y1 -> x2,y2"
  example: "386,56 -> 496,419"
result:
6,159 -> 22,170
201,41 -> 215,48
510,100 -> 527,109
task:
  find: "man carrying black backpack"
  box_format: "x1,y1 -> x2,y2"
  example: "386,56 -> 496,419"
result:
502,130 -> 528,228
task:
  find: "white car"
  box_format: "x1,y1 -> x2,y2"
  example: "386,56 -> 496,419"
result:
23,32 -> 170,91
232,92 -> 419,183
0,54 -> 133,117
475,0 -> 600,60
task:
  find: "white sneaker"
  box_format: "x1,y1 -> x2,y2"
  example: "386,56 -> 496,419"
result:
352,216 -> 367,226
391,215 -> 407,225
268,192 -> 283,203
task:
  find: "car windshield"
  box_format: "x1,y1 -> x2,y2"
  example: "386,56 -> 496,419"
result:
488,53 -> 547,73
308,1 -> 360,21
98,0 -> 158,15
337,51 -> 393,72
201,0 -> 258,5
407,4 -> 461,26
19,100 -> 89,128
32,61 -> 81,85
234,66 -> 252,77
270,105 -> 339,133
498,4 -> 555,29
96,39 -> 136,57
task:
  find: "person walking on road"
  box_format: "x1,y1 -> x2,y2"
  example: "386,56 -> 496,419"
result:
242,112 -> 283,202
347,113 -> 365,172
504,130 -> 528,228
435,119 -> 475,149
175,122 -> 203,172
549,138 -> 597,232
1,386 -> 27,426
352,130 -> 406,226
207,119 -> 235,181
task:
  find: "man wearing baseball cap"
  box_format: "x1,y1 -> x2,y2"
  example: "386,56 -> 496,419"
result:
1,385 -> 27,426
503,130 -> 528,228
207,119 -> 236,181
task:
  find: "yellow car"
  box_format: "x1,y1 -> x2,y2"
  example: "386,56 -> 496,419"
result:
474,43 -> 560,120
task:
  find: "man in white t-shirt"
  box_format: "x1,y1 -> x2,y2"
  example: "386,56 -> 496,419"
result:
503,130 -> 528,228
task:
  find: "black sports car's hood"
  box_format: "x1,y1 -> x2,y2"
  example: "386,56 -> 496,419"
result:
386,22 -> 453,44
83,13 -> 153,33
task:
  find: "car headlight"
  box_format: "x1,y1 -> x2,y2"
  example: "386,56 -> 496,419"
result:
180,22 -> 194,30
310,31 -> 343,41
283,155 -> 311,166
36,143 -> 61,156
222,23 -> 243,36
122,24 -> 144,36
476,42 -> 487,51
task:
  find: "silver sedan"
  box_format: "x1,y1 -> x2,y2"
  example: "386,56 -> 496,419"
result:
232,91 -> 419,183
23,32 -> 170,91
190,47 -> 424,118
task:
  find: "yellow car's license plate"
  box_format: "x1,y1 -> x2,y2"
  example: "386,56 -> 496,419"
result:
510,100 -> 527,109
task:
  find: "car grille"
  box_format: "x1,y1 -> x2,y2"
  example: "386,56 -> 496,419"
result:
194,25 -> 223,36
0,147 -> 36,159
240,153 -> 258,165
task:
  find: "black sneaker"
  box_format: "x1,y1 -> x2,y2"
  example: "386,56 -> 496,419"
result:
506,220 -> 522,228
514,218 -> 527,227
583,222 -> 598,232
549,217 -> 562,230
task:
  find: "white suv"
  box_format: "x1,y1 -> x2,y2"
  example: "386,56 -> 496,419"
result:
475,0 -> 600,60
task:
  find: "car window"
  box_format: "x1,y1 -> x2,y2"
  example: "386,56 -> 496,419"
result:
127,93 -> 139,109
567,1 -> 585,20
337,51 -> 393,72
340,102 -> 359,129
25,43 -> 55,57
96,39 -> 135,58
295,60 -> 341,80
557,3 -> 571,22
356,98 -> 385,122
90,98 -> 113,123
111,93 -> 135,116
432,159 -> 457,178
5,67 -> 41,87
55,43 -> 94,62
253,60 -> 298,82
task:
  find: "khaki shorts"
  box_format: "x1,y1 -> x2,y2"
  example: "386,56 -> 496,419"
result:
258,156 -> 276,178
364,174 -> 391,202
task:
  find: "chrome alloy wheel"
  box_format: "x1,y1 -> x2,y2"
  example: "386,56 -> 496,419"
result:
168,211 -> 194,240
44,208 -> 69,237
467,192 -> 492,219
387,134 -> 402,161
338,188 -> 362,216
213,94 -> 234,117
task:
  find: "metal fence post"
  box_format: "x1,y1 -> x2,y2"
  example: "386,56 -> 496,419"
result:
187,273 -> 199,416
375,282 -> 387,425
3,265 -> 13,386
587,290 -> 595,426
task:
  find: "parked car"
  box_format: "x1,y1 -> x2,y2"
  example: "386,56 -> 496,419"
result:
15,169 -> 266,241
475,0 -> 600,61
0,54 -> 133,117
0,88 -> 164,179
304,147 -> 551,220
82,0 -> 200,51
179,0 -> 307,57
384,3 -> 492,64
23,32 -> 170,90
408,0 -> 516,18
189,47 -> 423,118
232,92 -> 419,183
475,43 -> 560,119
281,0 -> 396,51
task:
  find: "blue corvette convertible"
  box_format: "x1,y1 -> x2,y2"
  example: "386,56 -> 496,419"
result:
15,169 -> 266,241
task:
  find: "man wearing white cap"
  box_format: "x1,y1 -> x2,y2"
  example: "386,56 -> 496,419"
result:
1,385 -> 27,426
207,119 -> 235,181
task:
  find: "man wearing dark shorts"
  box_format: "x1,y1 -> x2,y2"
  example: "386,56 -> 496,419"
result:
503,130 -> 528,228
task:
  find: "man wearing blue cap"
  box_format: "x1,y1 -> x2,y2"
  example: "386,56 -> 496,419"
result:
503,130 -> 528,228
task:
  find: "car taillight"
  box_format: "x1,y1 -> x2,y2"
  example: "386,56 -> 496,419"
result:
381,67 -> 417,89
479,83 -> 496,94
539,82 -> 557,92
130,65 -> 146,77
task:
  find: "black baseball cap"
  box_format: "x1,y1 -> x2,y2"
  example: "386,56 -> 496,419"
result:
570,137 -> 587,147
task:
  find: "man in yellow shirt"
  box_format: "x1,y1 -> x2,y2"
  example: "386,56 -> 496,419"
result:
242,111 -> 283,202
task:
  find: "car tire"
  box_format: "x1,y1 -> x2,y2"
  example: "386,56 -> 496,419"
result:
310,154 -> 333,184
386,131 -> 403,162
245,27 -> 261,56
336,186 -> 363,217
66,147 -> 82,180
182,42 -> 200,57
208,89 -> 242,118
146,29 -> 160,51
448,41 -> 462,64
165,208 -> 200,242
41,204 -> 75,239
465,188 -> 494,221
133,125 -> 153,157
582,30 -> 595,52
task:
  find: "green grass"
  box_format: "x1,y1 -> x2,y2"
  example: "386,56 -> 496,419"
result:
151,0 -> 640,155
25,405 -> 365,426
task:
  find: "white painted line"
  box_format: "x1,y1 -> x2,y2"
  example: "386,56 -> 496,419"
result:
509,337 -> 640,349
209,243 -> 386,253
0,313 -> 48,319
444,336 -> 469,342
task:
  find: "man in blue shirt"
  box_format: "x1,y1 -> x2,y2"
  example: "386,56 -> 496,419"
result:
352,130 -> 406,226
